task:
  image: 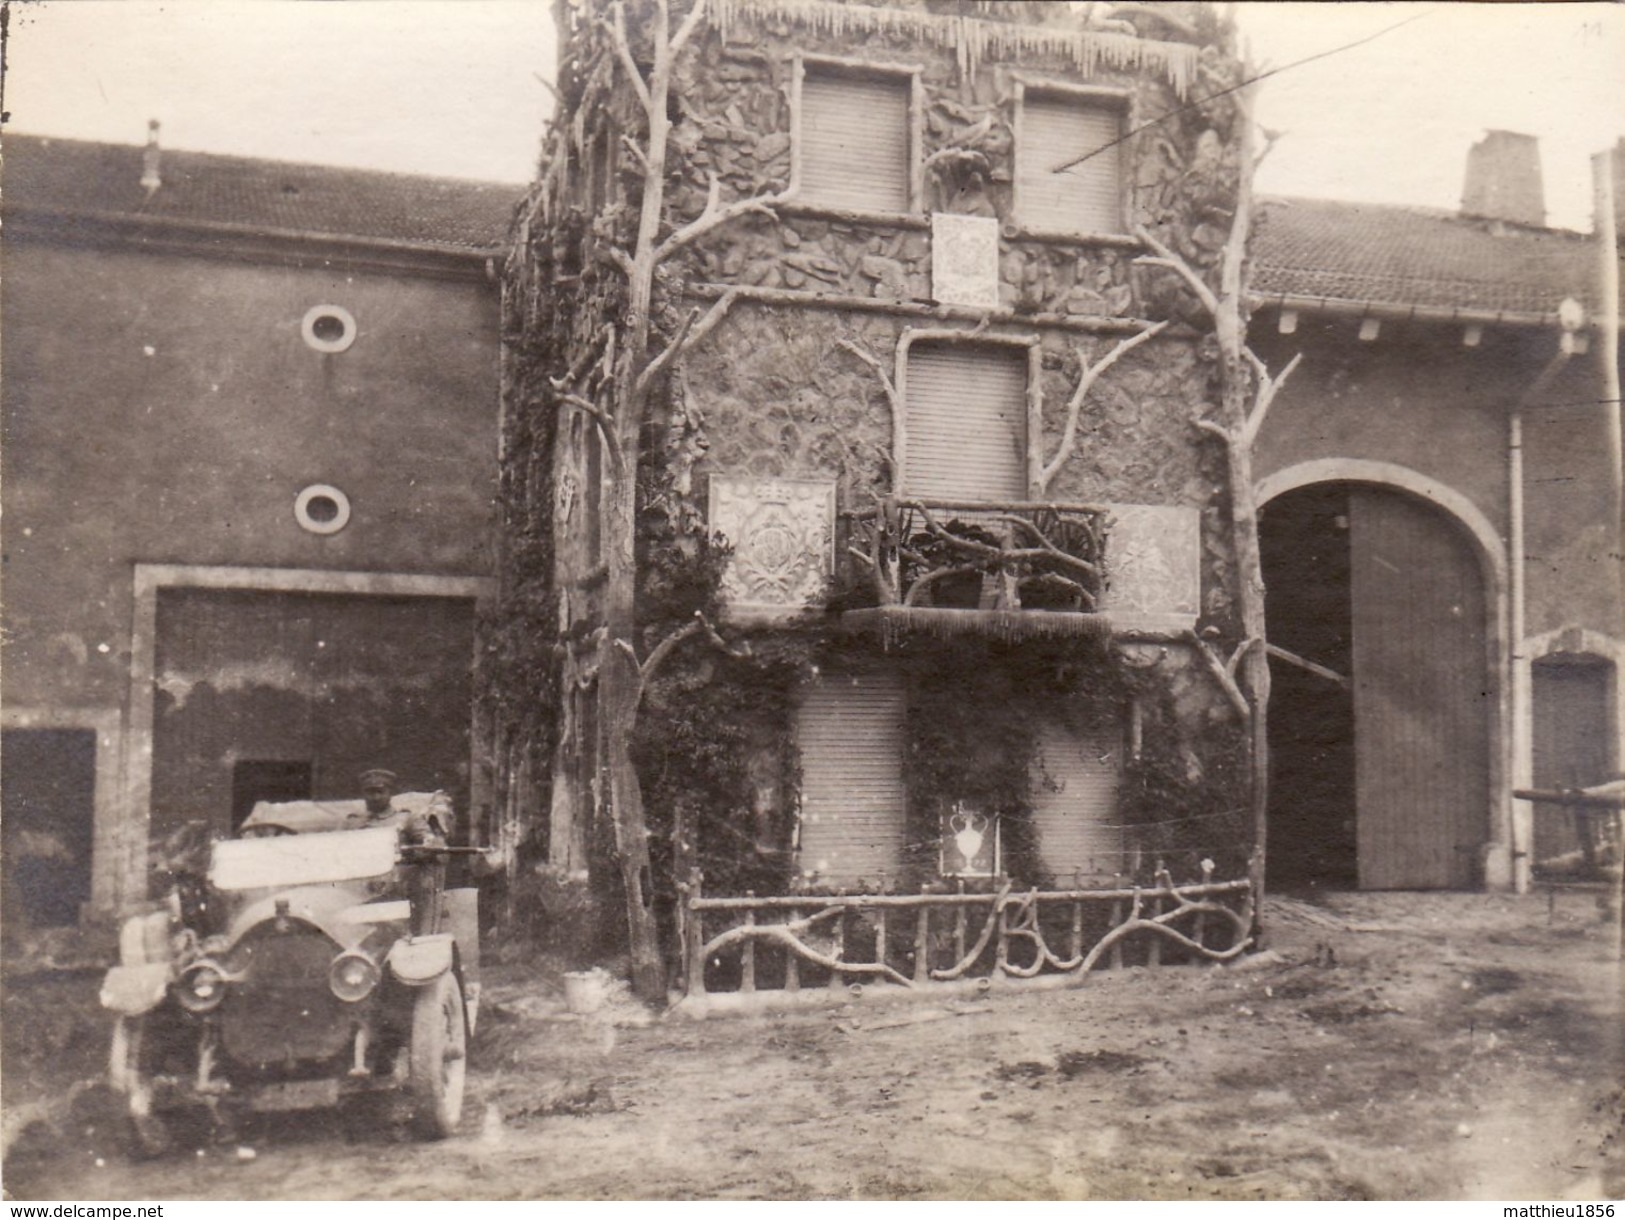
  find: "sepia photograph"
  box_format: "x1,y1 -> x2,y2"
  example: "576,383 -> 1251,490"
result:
1,0 -> 1621,1203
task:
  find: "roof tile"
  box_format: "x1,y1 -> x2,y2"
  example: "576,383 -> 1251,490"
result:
1253,197 -> 1601,317
3,133 -> 520,253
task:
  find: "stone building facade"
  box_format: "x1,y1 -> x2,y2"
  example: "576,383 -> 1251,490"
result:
495,0 -> 1262,984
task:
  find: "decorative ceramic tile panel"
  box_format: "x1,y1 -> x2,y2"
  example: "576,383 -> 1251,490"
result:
931,213 -> 1001,308
1100,503 -> 1201,619
709,476 -> 835,612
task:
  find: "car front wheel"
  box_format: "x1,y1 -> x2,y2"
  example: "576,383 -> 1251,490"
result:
408,972 -> 467,1139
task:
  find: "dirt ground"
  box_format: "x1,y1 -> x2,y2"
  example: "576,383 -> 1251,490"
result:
4,889 -> 1622,1201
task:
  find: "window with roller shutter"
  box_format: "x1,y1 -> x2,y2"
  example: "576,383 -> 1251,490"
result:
1029,713 -> 1125,883
903,340 -> 1029,502
796,65 -> 914,214
1016,91 -> 1125,236
794,669 -> 908,886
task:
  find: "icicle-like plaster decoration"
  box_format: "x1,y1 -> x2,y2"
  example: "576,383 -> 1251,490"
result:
710,0 -> 1197,97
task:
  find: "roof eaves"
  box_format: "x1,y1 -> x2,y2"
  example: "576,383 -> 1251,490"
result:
1247,290 -> 1565,330
6,203 -> 508,280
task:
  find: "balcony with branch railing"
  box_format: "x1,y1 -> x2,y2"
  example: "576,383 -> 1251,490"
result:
837,496 -> 1114,641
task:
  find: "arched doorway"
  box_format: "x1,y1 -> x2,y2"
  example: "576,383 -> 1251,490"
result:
1262,481 -> 1492,890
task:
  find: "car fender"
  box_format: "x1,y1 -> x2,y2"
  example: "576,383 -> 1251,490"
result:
100,963 -> 171,1015
222,890 -> 381,951
387,933 -> 455,986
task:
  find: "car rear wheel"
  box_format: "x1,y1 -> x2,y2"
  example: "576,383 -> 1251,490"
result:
408,972 -> 466,1138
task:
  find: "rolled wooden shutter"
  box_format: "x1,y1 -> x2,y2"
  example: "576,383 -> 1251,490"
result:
1019,96 -> 1122,234
1029,715 -> 1123,882
904,342 -> 1027,501
799,71 -> 911,213
795,670 -> 908,885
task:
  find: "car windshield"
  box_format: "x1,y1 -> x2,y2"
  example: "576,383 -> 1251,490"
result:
209,826 -> 399,891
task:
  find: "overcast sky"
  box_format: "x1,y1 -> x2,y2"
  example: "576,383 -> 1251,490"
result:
5,2 -> 1622,231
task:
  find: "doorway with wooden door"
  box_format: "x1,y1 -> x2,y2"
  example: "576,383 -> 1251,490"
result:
1262,483 -> 1491,890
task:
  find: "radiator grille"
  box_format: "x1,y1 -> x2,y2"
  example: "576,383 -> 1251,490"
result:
221,926 -> 352,1067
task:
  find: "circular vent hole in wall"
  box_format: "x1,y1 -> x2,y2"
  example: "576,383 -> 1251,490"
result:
301,305 -> 357,353
294,484 -> 351,535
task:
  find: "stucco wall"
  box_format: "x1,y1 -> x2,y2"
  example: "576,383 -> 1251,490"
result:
1,239 -> 501,710
1251,320 -> 1620,641
1520,359 -> 1621,638
1251,324 -> 1513,538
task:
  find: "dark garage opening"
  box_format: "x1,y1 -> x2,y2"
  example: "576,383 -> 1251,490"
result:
1,727 -> 97,929
1261,484 -> 1357,890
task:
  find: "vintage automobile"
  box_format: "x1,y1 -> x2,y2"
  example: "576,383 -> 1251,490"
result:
100,794 -> 480,1154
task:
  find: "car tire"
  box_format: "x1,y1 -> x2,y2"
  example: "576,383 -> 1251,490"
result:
408,972 -> 467,1139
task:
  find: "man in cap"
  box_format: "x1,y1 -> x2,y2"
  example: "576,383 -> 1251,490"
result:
359,768 -> 401,820
352,767 -> 450,845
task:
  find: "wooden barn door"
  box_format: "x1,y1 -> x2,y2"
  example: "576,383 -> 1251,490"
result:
1349,489 -> 1490,889
794,670 -> 908,887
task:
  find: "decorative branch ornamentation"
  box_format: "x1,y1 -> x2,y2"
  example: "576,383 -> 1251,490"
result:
657,173 -> 791,262
836,338 -> 903,424
1132,226 -> 1220,317
1187,628 -> 1251,720
605,2 -> 652,114
1065,883 -> 1252,974
619,611 -> 751,706
555,393 -> 626,473
929,882 -> 1012,980
699,907 -> 916,988
847,499 -> 1106,611
668,0 -> 709,57
1240,350 -> 1302,449
515,0 -> 836,1003
903,564 -> 986,607
1038,320 -> 1171,493
619,134 -> 652,178
637,288 -> 742,402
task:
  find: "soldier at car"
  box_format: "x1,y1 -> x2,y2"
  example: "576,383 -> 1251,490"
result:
351,767 -> 456,936
350,767 -> 452,845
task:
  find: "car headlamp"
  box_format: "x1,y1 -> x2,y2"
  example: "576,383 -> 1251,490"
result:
175,960 -> 228,1013
328,951 -> 381,1003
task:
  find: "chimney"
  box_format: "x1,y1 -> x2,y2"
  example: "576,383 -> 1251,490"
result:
1461,130 -> 1545,228
141,120 -> 162,196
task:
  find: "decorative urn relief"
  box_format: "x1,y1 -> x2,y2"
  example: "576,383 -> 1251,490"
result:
941,803 -> 998,877
708,475 -> 835,612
